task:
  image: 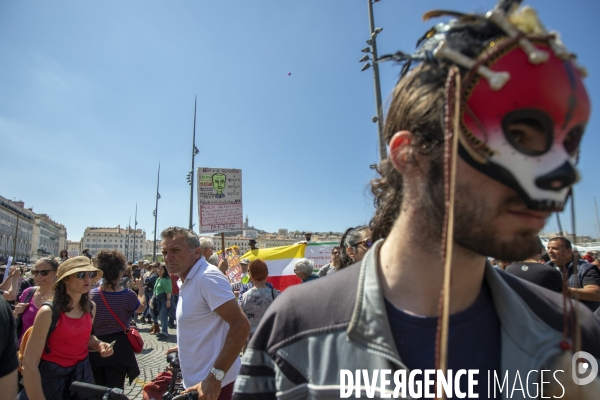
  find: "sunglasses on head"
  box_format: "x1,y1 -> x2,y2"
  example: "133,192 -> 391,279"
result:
32,270 -> 53,276
354,239 -> 372,249
74,271 -> 98,279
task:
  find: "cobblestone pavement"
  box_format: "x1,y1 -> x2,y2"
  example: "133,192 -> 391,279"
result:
124,319 -> 177,400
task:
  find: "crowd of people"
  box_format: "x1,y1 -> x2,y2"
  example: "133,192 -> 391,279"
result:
2,1 -> 600,399
231,0 -> 600,398
3,220 -> 599,399
0,221 -> 379,400
0,249 -> 182,398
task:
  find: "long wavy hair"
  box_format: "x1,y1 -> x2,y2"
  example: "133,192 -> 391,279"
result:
339,226 -> 370,269
369,62 -> 447,242
53,278 -> 92,314
157,263 -> 170,280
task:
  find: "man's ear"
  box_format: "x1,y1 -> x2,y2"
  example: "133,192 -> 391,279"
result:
389,131 -> 415,172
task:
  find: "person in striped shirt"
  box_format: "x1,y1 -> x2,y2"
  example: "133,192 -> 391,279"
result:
90,250 -> 146,390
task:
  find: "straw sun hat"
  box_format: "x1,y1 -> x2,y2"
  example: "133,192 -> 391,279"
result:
51,256 -> 103,289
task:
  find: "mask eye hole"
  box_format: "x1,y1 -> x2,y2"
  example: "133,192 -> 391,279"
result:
563,126 -> 584,157
502,109 -> 553,156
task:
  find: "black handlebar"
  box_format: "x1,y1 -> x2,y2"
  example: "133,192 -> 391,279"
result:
167,351 -> 180,368
172,391 -> 199,400
70,381 -> 128,400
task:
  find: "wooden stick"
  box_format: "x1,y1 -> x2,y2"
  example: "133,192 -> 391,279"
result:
438,68 -> 461,400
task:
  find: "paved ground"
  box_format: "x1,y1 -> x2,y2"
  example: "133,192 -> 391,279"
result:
124,319 -> 177,400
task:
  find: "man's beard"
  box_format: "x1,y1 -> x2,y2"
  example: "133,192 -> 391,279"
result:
420,157 -> 540,262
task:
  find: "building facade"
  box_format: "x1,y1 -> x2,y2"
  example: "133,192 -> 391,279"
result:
260,237 -> 297,248
144,239 -> 162,259
82,226 -> 146,261
0,196 -> 35,263
67,241 -> 81,257
278,228 -> 289,237
31,214 -> 67,261
211,235 -> 254,255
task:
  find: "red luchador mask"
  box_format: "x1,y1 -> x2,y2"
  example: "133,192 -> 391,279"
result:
450,9 -> 591,212
459,39 -> 590,211
384,5 -> 591,212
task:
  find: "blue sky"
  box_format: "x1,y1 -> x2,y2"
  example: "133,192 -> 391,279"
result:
1,0 -> 599,241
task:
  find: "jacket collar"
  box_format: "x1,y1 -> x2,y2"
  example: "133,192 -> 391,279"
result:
347,239 -> 403,366
347,238 -> 562,369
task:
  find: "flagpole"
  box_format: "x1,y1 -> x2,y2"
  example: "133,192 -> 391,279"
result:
189,96 -> 198,231
153,163 -> 161,262
133,204 -> 138,262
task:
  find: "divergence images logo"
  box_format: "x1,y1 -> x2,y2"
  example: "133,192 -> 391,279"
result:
572,351 -> 599,385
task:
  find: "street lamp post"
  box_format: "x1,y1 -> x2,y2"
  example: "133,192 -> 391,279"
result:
188,96 -> 199,231
361,0 -> 386,161
133,204 -> 138,262
12,215 -> 20,261
125,216 -> 131,262
153,163 -> 161,262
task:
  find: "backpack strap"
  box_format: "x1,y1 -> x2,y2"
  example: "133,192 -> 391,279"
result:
24,286 -> 38,303
40,301 -> 60,354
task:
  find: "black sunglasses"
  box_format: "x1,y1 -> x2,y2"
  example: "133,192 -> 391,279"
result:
354,239 -> 372,249
332,251 -> 340,255
32,270 -> 53,276
74,271 -> 98,279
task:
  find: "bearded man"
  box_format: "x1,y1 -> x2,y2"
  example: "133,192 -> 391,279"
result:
233,1 -> 600,398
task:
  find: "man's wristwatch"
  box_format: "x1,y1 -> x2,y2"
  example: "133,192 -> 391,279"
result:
211,367 -> 225,382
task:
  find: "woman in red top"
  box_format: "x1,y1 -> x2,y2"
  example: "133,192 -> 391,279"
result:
20,257 -> 114,400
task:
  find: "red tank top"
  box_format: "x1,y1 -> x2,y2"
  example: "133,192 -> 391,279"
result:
41,312 -> 92,367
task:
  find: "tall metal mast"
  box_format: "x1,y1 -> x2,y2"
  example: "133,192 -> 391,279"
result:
125,216 -> 131,261
153,163 -> 161,261
133,204 -> 138,261
189,96 -> 199,230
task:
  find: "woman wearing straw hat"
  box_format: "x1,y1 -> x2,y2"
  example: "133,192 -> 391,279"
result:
19,256 -> 114,400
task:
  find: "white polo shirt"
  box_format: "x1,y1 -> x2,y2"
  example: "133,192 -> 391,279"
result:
176,256 -> 240,388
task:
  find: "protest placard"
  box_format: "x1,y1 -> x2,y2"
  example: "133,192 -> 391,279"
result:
3,256 -> 13,282
197,167 -> 243,233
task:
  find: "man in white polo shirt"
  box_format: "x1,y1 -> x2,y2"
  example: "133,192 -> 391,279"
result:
161,227 -> 250,400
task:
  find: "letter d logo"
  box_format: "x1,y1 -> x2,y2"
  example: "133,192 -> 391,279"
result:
572,351 -> 599,385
